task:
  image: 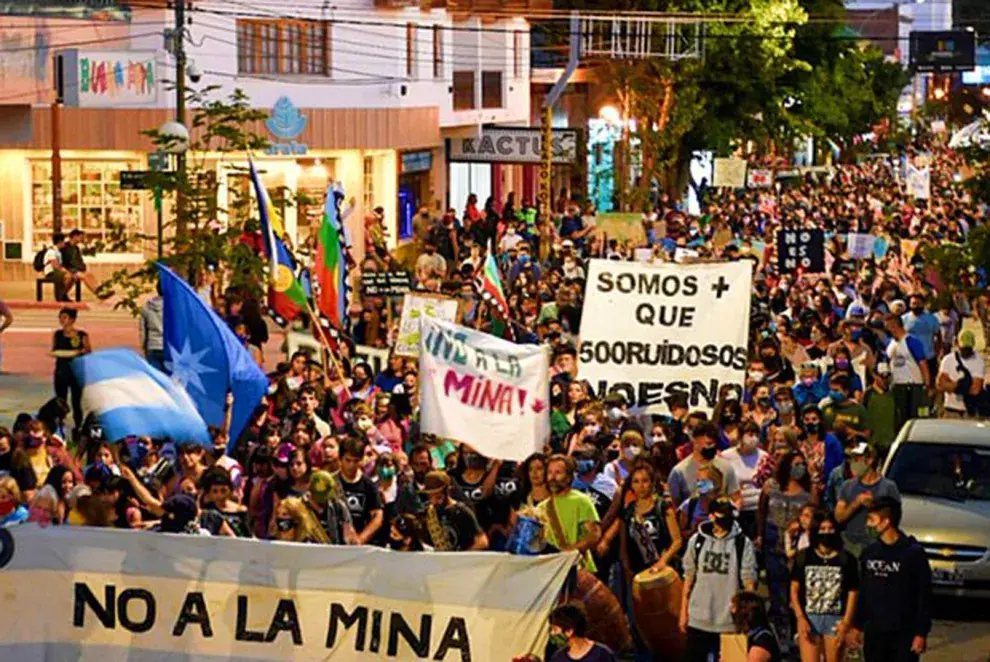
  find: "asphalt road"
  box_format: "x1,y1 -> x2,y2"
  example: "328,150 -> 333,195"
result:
0,308 -> 988,661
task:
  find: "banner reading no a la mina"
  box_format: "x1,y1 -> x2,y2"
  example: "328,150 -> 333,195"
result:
0,525 -> 575,661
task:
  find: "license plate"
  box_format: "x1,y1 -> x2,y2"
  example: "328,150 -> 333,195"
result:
932,567 -> 964,586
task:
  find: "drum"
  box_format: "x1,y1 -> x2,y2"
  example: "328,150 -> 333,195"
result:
565,569 -> 632,654
631,566 -> 686,657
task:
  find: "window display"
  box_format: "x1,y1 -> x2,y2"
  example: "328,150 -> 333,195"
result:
31,160 -> 144,247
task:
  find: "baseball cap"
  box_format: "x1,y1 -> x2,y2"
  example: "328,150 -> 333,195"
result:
847,441 -> 874,457
959,330 -> 976,348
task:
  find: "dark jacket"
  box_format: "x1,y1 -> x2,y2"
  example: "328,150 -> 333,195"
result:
854,533 -> 932,636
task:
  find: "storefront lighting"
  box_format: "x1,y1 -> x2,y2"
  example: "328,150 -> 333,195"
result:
982,87 -> 990,98
598,105 -> 622,127
932,88 -> 946,100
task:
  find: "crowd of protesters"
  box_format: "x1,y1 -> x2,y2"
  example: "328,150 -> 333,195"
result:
1,138 -> 988,662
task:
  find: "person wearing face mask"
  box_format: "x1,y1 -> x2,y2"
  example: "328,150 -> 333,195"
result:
901,294 -> 941,378
847,498 -> 932,662
824,347 -> 864,401
806,323 -> 832,360
834,443 -> 900,557
679,499 -> 758,662
936,329 -> 986,418
758,451 -> 813,656
572,445 -> 618,520
862,364 -> 897,458
759,338 -> 794,385
798,405 -> 844,497
793,364 -> 828,409
668,423 -> 741,509
720,422 -> 767,542
677,463 -> 724,537
547,603 -> 618,662
602,430 -> 645,486
791,512 -> 859,662
821,375 -> 868,435
772,386 -> 798,428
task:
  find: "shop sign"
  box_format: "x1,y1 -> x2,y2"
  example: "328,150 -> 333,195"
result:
58,49 -> 158,108
401,150 -> 433,174
265,96 -> 308,155
448,127 -> 577,165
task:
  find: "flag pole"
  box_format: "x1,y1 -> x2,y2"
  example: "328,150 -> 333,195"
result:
302,298 -> 347,384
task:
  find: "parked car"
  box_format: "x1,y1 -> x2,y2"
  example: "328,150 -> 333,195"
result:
882,418 -> 990,598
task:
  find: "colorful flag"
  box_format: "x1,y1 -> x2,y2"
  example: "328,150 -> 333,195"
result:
158,264 -> 269,452
475,248 -> 514,339
249,159 -> 307,326
314,182 -> 350,331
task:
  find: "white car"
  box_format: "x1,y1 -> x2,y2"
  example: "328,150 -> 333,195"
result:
882,418 -> 990,598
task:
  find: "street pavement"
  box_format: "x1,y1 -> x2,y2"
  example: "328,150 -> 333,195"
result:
0,308 -> 988,660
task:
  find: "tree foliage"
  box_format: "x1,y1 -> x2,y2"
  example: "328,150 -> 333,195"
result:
95,87 -> 288,314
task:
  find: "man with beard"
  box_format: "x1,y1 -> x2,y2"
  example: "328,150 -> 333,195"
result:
537,454 -> 601,571
936,330 -> 986,418
415,471 -> 488,551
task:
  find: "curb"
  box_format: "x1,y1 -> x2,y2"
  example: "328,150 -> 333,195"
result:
4,300 -> 91,311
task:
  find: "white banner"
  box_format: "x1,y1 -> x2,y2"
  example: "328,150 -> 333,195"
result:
906,164 -> 931,200
0,525 -> 575,661
419,318 -> 550,461
746,168 -> 773,188
579,259 -> 752,415
396,294 -> 459,357
286,332 -> 390,376
713,158 -> 747,188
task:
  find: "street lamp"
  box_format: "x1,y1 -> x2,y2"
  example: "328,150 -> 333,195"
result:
155,121 -> 189,258
599,105 -> 622,127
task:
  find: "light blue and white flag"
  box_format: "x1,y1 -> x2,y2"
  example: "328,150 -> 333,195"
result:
71,348 -> 211,446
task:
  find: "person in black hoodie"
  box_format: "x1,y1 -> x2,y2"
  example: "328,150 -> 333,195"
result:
847,496 -> 932,662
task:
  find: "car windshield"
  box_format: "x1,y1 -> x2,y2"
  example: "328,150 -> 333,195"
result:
887,442 -> 990,502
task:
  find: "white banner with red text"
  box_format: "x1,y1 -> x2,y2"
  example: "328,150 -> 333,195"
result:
0,525 -> 575,661
419,317 -> 551,461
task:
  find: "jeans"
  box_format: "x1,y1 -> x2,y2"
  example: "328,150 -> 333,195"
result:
146,349 -> 166,373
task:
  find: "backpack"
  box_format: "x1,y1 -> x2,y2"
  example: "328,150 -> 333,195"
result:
33,247 -> 48,272
693,530 -> 748,590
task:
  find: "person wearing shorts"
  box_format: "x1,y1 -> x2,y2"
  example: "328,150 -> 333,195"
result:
791,512 -> 859,662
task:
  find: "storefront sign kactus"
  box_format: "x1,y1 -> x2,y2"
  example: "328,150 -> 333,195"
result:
265,96 -> 308,155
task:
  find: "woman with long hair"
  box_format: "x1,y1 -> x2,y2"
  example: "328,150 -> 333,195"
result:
43,464 -> 76,524
271,496 -> 330,544
791,512 -> 858,662
618,462 -> 682,580
731,591 -> 781,662
758,450 -> 814,657
514,452 -> 550,512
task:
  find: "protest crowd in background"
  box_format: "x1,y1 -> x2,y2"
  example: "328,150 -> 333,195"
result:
0,140 -> 988,662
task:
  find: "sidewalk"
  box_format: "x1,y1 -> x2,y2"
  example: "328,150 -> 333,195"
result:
0,280 -> 96,310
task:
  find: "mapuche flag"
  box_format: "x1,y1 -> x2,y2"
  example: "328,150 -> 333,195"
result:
475,249 -> 515,340
249,159 -> 307,326
314,182 -> 350,331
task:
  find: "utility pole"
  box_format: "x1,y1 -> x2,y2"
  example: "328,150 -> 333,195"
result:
52,54 -> 63,237
538,13 -> 580,261
174,0 -> 187,238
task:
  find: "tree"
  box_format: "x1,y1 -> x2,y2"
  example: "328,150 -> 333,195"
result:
95,87 -> 287,314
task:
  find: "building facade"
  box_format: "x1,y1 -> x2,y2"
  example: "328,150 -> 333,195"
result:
0,0 -> 542,279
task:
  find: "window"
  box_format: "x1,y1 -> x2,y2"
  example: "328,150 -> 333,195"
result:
406,22 -> 416,78
237,19 -> 332,76
452,71 -> 475,110
481,70 -> 502,108
513,30 -> 523,79
363,156 -> 375,212
432,25 -> 443,79
31,160 -> 144,248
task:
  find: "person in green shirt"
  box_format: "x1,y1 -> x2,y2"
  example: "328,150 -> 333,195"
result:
863,365 -> 897,460
822,374 -> 868,434
537,454 -> 602,571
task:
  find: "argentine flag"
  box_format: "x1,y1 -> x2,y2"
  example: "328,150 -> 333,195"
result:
72,348 -> 211,446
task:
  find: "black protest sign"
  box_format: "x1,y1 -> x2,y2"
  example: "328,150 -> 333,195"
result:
777,229 -> 824,274
361,271 -> 412,297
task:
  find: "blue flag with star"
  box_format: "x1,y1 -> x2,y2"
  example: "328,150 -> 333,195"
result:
158,264 -> 268,453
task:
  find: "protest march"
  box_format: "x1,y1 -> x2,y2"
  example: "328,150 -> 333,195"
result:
0,137 -> 988,662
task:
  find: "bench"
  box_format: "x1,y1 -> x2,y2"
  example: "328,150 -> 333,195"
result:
36,277 -> 82,303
